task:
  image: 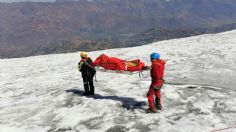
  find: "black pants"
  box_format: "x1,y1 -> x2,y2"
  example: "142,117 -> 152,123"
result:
82,76 -> 94,95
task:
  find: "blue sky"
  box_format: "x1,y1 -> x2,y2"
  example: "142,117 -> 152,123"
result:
0,0 -> 55,2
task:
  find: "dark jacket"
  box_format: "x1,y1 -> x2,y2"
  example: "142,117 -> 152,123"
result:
78,57 -> 96,78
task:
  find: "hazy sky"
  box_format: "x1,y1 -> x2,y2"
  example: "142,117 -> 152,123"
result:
0,0 -> 55,2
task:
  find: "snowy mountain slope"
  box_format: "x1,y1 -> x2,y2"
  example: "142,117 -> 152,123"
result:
1,30 -> 236,132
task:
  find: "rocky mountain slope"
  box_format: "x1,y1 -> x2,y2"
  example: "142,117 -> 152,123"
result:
1,0 -> 236,58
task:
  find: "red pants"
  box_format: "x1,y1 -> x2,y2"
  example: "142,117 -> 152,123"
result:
147,85 -> 161,109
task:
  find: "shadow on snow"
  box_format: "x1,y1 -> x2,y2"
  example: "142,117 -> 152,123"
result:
65,88 -> 147,110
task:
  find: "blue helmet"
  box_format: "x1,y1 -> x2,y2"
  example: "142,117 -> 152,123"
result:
150,52 -> 160,60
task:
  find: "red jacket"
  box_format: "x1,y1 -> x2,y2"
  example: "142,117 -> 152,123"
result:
151,59 -> 166,87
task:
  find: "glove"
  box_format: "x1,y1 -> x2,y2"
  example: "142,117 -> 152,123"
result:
153,85 -> 161,91
78,62 -> 84,71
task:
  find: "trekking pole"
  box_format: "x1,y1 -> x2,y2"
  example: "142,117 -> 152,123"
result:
138,71 -> 144,78
94,73 -> 97,82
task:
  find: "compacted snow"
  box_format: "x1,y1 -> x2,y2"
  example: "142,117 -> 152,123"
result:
1,30 -> 236,132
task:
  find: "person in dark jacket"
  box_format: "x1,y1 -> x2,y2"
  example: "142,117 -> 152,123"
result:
78,52 -> 96,96
147,52 -> 166,113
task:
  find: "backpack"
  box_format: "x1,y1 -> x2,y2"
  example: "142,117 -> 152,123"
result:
84,61 -> 96,77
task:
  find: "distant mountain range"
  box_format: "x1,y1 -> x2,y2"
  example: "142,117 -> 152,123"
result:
124,23 -> 236,47
1,0 -> 236,58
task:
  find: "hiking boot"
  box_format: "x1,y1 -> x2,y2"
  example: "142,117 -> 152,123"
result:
156,105 -> 162,110
147,107 -> 157,113
89,93 -> 94,96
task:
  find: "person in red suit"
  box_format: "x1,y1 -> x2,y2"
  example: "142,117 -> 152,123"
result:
147,52 -> 166,113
